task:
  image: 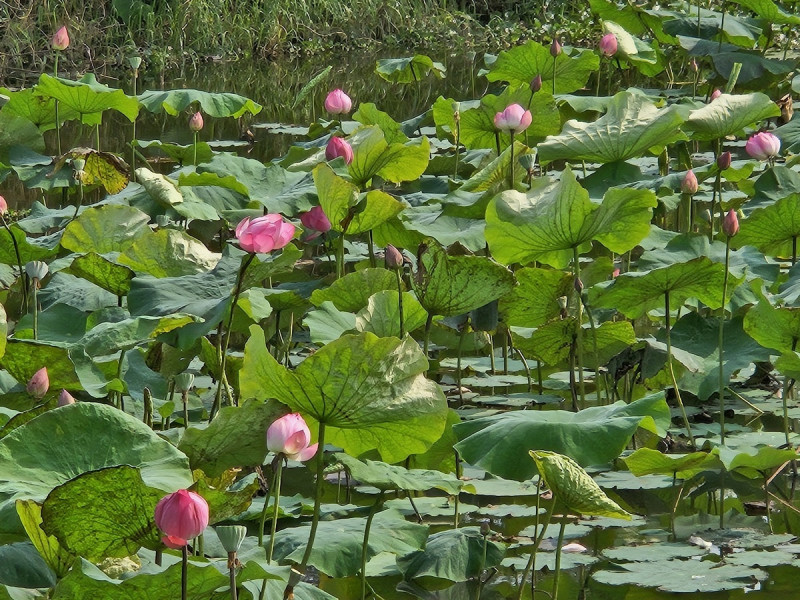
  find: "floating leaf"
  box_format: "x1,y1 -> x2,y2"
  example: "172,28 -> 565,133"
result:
333,453 -> 472,495
624,448 -> 722,479
376,55 -> 446,83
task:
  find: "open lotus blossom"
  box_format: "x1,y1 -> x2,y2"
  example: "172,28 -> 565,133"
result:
300,205 -> 332,237
27,367 -> 49,398
235,214 -> 295,253
494,104 -> 532,135
681,170 -> 698,195
324,89 -> 352,115
52,26 -> 69,51
267,413 -> 318,461
154,489 -> 209,548
599,33 -> 617,57
722,209 -> 739,237
325,136 -> 354,164
58,389 -> 75,406
188,112 -> 203,132
745,131 -> 781,161
0,196 -> 6,215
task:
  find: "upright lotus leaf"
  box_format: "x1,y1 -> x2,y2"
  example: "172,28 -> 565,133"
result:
538,91 -> 687,164
304,301 -> 357,344
68,252 -> 134,296
0,87 -> 82,131
310,268 -> 402,312
486,40 -> 600,94
728,0 -> 800,24
16,500 -> 74,578
736,193 -> 800,258
454,393 -> 669,480
717,446 -> 800,479
353,102 -> 409,144
0,224 -> 56,265
0,339 -> 81,392
137,88 -> 261,118
51,558 -> 228,600
415,240 -> 514,318
135,168 -> 183,207
500,268 -> 573,328
485,167 -> 656,268
35,74 -> 140,123
313,163 -> 359,232
61,204 -> 150,254
397,527 -> 506,582
41,465 -> 164,560
178,399 -> 286,477
743,286 -> 800,353
602,21 -> 662,75
333,453 -> 473,496
118,229 -> 220,277
240,327 -> 448,463
686,93 -> 780,142
623,448 -> 723,479
590,0 -> 674,42
355,290 -> 429,337
375,55 -> 446,83
347,126 -> 430,187
272,509 -> 428,578
348,190 -> 405,235
530,451 -> 631,519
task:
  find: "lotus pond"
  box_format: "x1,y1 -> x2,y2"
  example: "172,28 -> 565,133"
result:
7,2 -> 800,599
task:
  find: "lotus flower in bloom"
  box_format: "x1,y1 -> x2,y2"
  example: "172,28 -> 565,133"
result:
267,413 -> 318,461
494,104 -> 532,135
300,205 -> 331,238
324,89 -> 352,115
58,389 -> 75,406
235,214 -> 295,253
722,209 -> 739,237
27,367 -> 49,398
154,489 -> 209,548
681,170 -> 698,195
745,131 -> 781,161
325,136 -> 353,164
52,26 -> 69,51
599,33 -> 618,57
0,196 -> 7,215
188,112 -> 203,132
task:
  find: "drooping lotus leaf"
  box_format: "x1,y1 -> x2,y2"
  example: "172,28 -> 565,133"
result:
68,252 -> 135,296
589,0 -> 674,43
454,393 -> 669,480
602,21 -> 662,76
530,451 -> 631,519
240,327 -> 448,463
0,111 -> 46,159
78,313 -> 196,357
48,148 -> 130,194
685,93 -> 780,142
272,509 -> 428,578
353,102 -> 409,144
413,239 -> 515,317
375,55 -> 446,83
743,286 -> 800,353
717,445 -> 800,479
537,91 -> 687,164
0,224 -> 56,266
310,268 -> 403,312
347,126 -> 430,187
137,88 -> 261,118
61,204 -> 150,254
623,448 -> 723,479
735,193 -> 800,259
41,465 -> 163,561
333,453 -> 473,495
15,500 -> 74,578
118,228 -> 221,277
304,301 -> 357,344
35,74 -> 140,123
397,527 -> 506,582
485,167 -> 657,268
135,168 -> 183,206
355,290 -> 429,337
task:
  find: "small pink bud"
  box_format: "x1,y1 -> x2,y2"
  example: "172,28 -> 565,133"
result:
154,489 -> 209,542
493,103 -> 533,135
300,206 -> 331,234
324,89 -> 352,115
681,170 -> 698,195
0,196 -> 7,215
188,112 -> 203,133
27,367 -> 49,398
612,268 -> 620,279
717,151 -> 732,171
325,136 -> 354,164
267,413 -> 318,461
385,245 -> 404,270
550,39 -> 562,57
52,26 -> 69,51
58,389 -> 75,406
599,33 -> 618,57
710,88 -> 722,101
530,74 -> 542,93
722,209 -> 739,237
745,131 -> 781,161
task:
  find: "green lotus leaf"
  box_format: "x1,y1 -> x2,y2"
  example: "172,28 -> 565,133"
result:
61,204 -> 150,254
743,286 -> 800,353
35,73 -> 140,122
348,126 -> 430,187
454,393 -> 669,479
15,499 -> 74,578
538,91 -> 687,164
355,290 -> 428,338
0,111 -> 46,158
137,139 -> 214,165
68,252 -> 134,297
0,339 -> 81,392
304,301 -> 357,344
499,268 -> 573,328
623,448 -> 723,479
118,229 -> 220,277
333,453 -> 473,495
589,0 -> 674,42
240,327 -> 448,463
0,541 -> 55,588
313,163 -> 359,232
0,224 -> 56,266
398,204 -> 486,252
310,268 -> 401,312
353,102 -> 409,144
736,193 -> 800,259
0,87 -> 81,132
728,0 -> 800,24
135,168 -> 183,206
717,445 -> 800,479
685,93 -> 780,142
376,55 -> 446,83
602,21 -> 663,76
348,190 -> 405,235
138,88 -> 261,118
192,470 -> 259,523
79,313 -> 196,357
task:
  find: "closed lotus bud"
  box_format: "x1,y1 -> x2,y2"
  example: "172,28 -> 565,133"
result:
27,367 -> 49,398
722,209 -> 739,237
681,170 -> 698,195
480,521 -> 491,536
58,389 -> 75,406
745,131 -> 781,161
385,245 -> 404,270
324,89 -> 352,115
324,136 -> 353,164
0,196 -> 7,215
301,205 -> 332,234
612,268 -> 620,278
216,525 -> 247,553
25,260 -> 49,283
52,26 -> 69,51
550,38 -> 562,57
154,489 -> 209,547
599,33 -> 618,57
530,74 -> 542,93
717,151 -> 732,171
128,56 -> 142,71
188,112 -> 203,133
710,88 -> 722,101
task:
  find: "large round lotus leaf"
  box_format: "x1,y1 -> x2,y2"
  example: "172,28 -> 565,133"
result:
685,93 -> 780,142
347,126 -> 430,187
137,88 -> 261,118
61,204 -> 150,254
0,403 -> 192,532
35,74 -> 140,122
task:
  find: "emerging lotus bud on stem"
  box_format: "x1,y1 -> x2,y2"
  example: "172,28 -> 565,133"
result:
154,489 -> 209,548
690,58 -> 698,73
27,367 -> 49,398
480,520 -> 491,536
599,33 -> 618,57
710,88 -> 722,101
25,261 -> 49,286
550,38 -> 562,57
574,277 -> 584,294
188,112 -> 203,133
722,209 -> 739,237
324,136 -> 353,164
717,151 -> 732,171
0,196 -> 7,215
681,170 -> 698,195
612,268 -> 621,279
52,26 -> 69,51
530,74 -> 542,93
324,89 -> 352,115
745,131 -> 781,161
58,389 -> 75,406
385,245 -> 404,270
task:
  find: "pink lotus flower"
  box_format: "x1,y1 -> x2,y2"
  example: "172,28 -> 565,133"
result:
0,196 -> 7,215
324,89 -> 352,115
52,26 -> 69,51
325,136 -> 354,164
27,367 -> 49,398
722,209 -> 739,237
300,205 -> 331,236
745,131 -> 781,161
188,112 -> 203,132
385,244 -> 404,270
681,170 -> 698,195
550,39 -> 562,57
494,104 -> 532,135
267,413 -> 318,461
599,33 -> 618,57
710,89 -> 722,101
154,489 -> 209,547
235,214 -> 295,254
58,389 -> 75,406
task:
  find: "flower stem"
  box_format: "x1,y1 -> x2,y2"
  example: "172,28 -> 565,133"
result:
297,423 -> 326,573
360,491 -> 385,600
573,246 -> 585,409
54,54 -> 62,156
265,458 -> 284,560
551,515 -> 568,600
509,132 -> 515,189
516,479 -> 549,600
228,551 -> 238,600
181,545 -> 188,600
718,237 -> 730,444
665,289 -> 695,450
32,285 -> 38,340
0,216 -> 27,310
193,131 -> 198,166
395,269 -> 404,338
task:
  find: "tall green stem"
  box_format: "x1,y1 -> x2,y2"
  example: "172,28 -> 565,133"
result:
54,53 -> 62,155
509,133 -> 515,189
665,290 -> 695,450
297,423 -> 326,573
718,238 -> 730,444
551,516 -> 568,600
360,491 -> 385,600
32,285 -> 39,340
181,545 -> 188,600
336,234 -> 345,279
423,312 -> 433,358
573,246 -> 585,409
1,217 -> 27,310
516,479 -> 549,600
395,269 -> 404,338
228,551 -> 238,600
193,131 -> 198,166
260,457 -> 283,553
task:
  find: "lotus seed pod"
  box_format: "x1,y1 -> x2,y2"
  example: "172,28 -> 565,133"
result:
216,525 -> 247,553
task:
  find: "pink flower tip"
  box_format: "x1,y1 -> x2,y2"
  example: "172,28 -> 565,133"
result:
154,490 -> 209,542
745,131 -> 781,161
58,389 -> 75,406
324,89 -> 352,115
300,205 -> 332,235
325,136 -> 354,164
0,196 -> 7,215
550,39 -> 562,57
267,413 -> 318,461
52,26 -> 69,51
722,209 -> 739,237
235,214 -> 295,254
599,33 -> 618,57
493,103 -> 533,135
681,170 -> 698,195
710,88 -> 722,101
27,367 -> 49,399
188,112 -> 203,133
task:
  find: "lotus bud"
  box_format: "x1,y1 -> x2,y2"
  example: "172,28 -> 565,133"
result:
300,205 -> 332,235
574,277 -> 584,294
530,74 -> 542,93
52,26 -> 69,51
716,151 -> 731,171
128,56 -> 142,71
324,136 -> 353,164
480,521 -> 491,536
710,88 -> 722,101
25,261 -> 49,286
745,131 -> 781,161
690,58 -> 698,72
154,489 -> 209,547
385,244 -> 404,270
0,196 -> 7,215
550,38 -> 562,57
235,214 -> 296,253
681,170 -> 698,195
188,112 -> 203,133
267,413 -> 318,461
599,33 -> 618,57
324,89 -> 352,115
174,372 -> 194,393
612,268 -> 620,279
27,367 -> 49,398
216,525 -> 247,553
453,101 -> 460,122
722,209 -> 739,237
58,389 -> 75,406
